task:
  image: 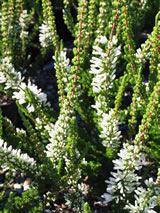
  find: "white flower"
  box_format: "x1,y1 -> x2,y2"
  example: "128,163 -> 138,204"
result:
27,104 -> 35,112
16,128 -> 26,135
19,10 -> 29,39
77,183 -> 89,195
20,31 -> 28,39
99,109 -> 122,151
52,49 -> 71,92
0,139 -> 37,172
112,36 -> 118,45
125,178 -> 160,213
102,143 -> 144,205
141,0 -> 147,9
19,10 -> 29,28
96,35 -> 107,44
90,36 -> 120,95
91,94 -> 107,118
102,193 -> 113,203
27,80 -> 47,103
64,183 -> 87,212
143,81 -> 150,92
92,45 -> 107,57
0,57 -> 24,90
12,80 -> 49,111
0,72 -> 6,83
45,108 -> 70,165
13,88 -> 26,104
39,21 -> 53,48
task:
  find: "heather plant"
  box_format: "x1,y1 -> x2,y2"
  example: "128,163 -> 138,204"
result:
0,0 -> 160,212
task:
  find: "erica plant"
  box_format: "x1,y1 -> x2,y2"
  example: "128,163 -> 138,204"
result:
0,0 -> 160,212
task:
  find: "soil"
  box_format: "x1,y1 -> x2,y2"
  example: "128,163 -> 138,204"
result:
0,93 -> 13,106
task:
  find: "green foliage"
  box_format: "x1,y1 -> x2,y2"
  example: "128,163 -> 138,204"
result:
83,202 -> 92,213
0,107 -> 3,139
0,0 -> 160,212
146,117 -> 160,165
1,189 -> 42,212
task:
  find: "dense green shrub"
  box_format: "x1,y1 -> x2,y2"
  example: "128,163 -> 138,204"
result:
0,0 -> 160,212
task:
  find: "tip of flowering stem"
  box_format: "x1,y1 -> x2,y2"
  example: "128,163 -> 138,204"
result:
155,11 -> 160,26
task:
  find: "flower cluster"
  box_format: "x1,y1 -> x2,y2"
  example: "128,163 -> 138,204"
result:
0,0 -> 160,212
90,35 -> 120,94
13,81 -> 48,112
19,10 -> 29,39
95,0 -> 108,37
0,56 -> 50,113
102,143 -> 145,204
39,21 -> 53,48
141,0 -> 147,10
0,56 -> 24,89
64,183 -> 89,212
53,48 -> 71,95
0,139 -> 37,173
135,47 -> 149,65
90,35 -> 122,153
125,178 -> 160,212
99,109 -> 122,151
45,106 -> 71,167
